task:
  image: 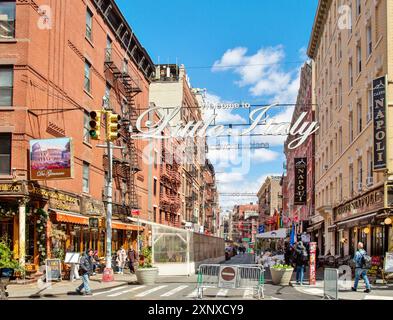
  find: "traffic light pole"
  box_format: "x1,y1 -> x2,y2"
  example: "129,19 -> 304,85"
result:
105,139 -> 113,271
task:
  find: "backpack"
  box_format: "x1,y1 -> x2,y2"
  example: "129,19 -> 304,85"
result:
361,252 -> 372,269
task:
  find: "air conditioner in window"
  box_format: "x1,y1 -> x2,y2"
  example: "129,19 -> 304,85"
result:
366,177 -> 373,186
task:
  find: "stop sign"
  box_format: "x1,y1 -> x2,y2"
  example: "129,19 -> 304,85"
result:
221,267 -> 236,281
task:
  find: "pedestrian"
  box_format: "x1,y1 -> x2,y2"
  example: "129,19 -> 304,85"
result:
67,245 -> 80,282
127,247 -> 138,274
351,242 -> 371,293
294,241 -> 308,285
75,249 -> 94,296
116,246 -> 127,274
284,242 -> 291,265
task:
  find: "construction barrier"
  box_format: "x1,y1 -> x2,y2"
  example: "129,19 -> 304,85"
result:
196,264 -> 265,299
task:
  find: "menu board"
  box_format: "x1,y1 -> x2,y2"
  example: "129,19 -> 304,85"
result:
46,259 -> 62,281
384,252 -> 393,273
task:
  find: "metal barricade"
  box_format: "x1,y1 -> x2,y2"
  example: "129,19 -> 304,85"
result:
196,264 -> 265,300
323,268 -> 339,300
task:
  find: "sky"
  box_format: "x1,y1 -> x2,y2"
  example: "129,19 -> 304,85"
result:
117,0 -> 318,210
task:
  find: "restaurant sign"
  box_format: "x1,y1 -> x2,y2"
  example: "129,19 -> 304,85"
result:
373,76 -> 387,171
294,158 -> 307,205
81,197 -> 105,216
333,188 -> 384,221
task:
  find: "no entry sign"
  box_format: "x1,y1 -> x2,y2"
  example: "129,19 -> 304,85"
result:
218,266 -> 238,288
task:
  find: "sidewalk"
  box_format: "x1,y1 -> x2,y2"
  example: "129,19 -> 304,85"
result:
290,270 -> 393,300
7,273 -> 137,299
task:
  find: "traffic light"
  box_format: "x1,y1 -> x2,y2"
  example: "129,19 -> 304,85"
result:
89,110 -> 101,140
106,111 -> 121,141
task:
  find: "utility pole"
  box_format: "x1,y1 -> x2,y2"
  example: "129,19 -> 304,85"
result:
105,137 -> 113,271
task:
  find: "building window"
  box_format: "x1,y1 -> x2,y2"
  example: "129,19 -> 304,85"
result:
105,82 -> 111,105
356,0 -> 361,16
339,127 -> 343,154
366,24 -> 372,57
86,7 -> 93,41
372,226 -> 385,256
349,5 -> 353,34
356,44 -> 362,74
338,34 -> 342,60
153,178 -> 157,196
357,100 -> 362,134
338,79 -> 343,107
349,59 -> 353,88
367,150 -> 373,186
349,110 -> 353,143
339,173 -> 343,201
0,133 -> 11,175
84,60 -> 91,93
0,66 -> 13,106
83,162 -> 90,193
83,111 -> 90,143
105,36 -> 112,61
357,157 -> 362,191
0,1 -> 15,39
349,164 -> 354,196
367,87 -> 373,123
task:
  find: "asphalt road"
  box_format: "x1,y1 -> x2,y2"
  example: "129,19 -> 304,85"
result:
11,254 -> 319,300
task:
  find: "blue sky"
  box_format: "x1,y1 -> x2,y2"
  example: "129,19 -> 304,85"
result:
117,0 -> 318,209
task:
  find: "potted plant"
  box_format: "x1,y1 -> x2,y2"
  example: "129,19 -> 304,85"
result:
270,264 -> 294,286
135,247 -> 158,285
0,238 -> 24,278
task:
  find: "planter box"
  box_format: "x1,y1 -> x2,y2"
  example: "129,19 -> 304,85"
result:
135,267 -> 159,285
270,268 -> 294,286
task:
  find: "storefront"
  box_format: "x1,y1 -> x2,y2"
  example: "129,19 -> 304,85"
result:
333,186 -> 385,257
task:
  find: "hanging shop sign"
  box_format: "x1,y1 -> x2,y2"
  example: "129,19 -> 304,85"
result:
333,187 -> 384,221
30,137 -> 74,180
294,158 -> 307,205
0,183 -> 25,195
309,242 -> 317,285
89,217 -> 99,229
373,76 -> 387,171
385,182 -> 393,208
81,197 -> 105,216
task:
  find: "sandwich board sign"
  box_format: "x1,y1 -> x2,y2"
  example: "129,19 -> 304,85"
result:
218,266 -> 238,289
45,259 -> 62,281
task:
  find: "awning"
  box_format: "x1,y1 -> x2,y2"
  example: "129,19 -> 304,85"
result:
336,212 -> 377,229
112,221 -> 144,231
50,209 -> 89,225
307,221 -> 323,233
256,228 -> 287,239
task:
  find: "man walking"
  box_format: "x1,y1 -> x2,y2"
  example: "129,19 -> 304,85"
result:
75,249 -> 94,296
127,247 -> 138,274
351,242 -> 371,293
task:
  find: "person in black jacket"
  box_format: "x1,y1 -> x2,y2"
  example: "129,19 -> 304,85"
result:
294,241 -> 308,286
127,247 -> 138,274
75,249 -> 94,295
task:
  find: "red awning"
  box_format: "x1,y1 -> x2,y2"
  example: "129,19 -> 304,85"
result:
50,210 -> 89,225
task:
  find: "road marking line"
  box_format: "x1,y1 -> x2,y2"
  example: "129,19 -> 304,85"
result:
216,289 -> 228,297
160,285 -> 188,297
90,286 -> 129,297
187,289 -> 198,298
135,285 -> 168,297
107,286 -> 146,297
243,289 -> 254,299
364,295 -> 393,300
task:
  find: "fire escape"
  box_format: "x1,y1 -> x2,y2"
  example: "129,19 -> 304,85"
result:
160,145 -> 181,226
104,48 -> 142,213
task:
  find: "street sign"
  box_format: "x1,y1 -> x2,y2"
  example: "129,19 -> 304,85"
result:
258,225 -> 265,233
218,266 -> 238,289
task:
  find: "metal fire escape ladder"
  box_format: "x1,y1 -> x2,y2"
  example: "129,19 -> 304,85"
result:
104,50 -> 142,211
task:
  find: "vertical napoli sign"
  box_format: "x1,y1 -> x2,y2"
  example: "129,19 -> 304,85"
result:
373,76 -> 387,171
294,158 -> 307,205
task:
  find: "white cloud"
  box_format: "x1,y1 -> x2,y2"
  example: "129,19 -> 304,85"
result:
250,148 -> 280,163
212,46 -> 302,104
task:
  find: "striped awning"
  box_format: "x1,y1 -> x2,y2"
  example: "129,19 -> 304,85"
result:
50,209 -> 89,225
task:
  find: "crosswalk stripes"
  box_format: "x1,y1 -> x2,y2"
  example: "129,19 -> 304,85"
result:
160,285 -> 188,297
107,285 -> 146,297
186,288 -> 198,298
135,285 -> 168,297
90,285 -> 129,297
364,295 -> 393,300
216,289 -> 228,297
243,289 -> 254,299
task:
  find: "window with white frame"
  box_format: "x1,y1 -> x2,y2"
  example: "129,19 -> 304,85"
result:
338,79 -> 343,107
367,87 -> 372,123
84,60 -> 91,93
357,100 -> 362,134
349,59 -> 353,88
366,24 -> 372,57
356,44 -> 362,74
357,157 -> 363,191
0,66 -> 13,106
83,162 -> 90,193
339,173 -> 343,201
349,110 -> 353,143
0,133 -> 11,175
83,111 -> 90,143
0,1 -> 16,40
339,127 -> 343,154
367,150 -> 373,186
356,0 -> 361,17
86,7 -> 93,40
349,164 -> 354,196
